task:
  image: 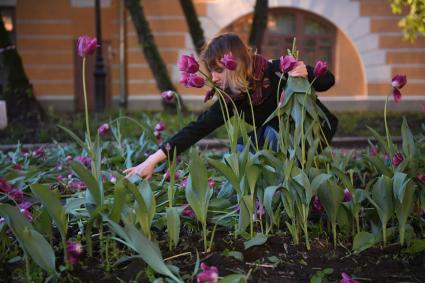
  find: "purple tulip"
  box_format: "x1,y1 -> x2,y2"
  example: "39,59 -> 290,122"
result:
204,89 -> 215,103
343,188 -> 352,202
312,196 -> 323,212
369,145 -> 378,156
18,201 -> 33,221
181,205 -> 195,217
181,73 -> 205,88
279,55 -> 297,73
178,54 -> 199,73
154,122 -> 166,132
164,170 -> 180,182
197,262 -> 219,283
9,189 -> 23,201
313,60 -> 328,77
220,52 -> 237,70
392,152 -> 404,167
256,199 -> 265,218
181,177 -> 187,189
57,175 -> 66,182
68,181 -> 86,190
97,123 -> 109,135
77,35 -> 97,57
422,103 -> 425,113
109,175 -> 117,184
416,174 -> 425,183
208,178 -> 215,188
340,272 -> 359,283
33,146 -> 45,157
13,163 -> 23,170
66,240 -> 83,265
0,177 -> 12,193
161,90 -> 175,103
74,156 -> 91,168
392,87 -> 402,103
391,74 -> 407,89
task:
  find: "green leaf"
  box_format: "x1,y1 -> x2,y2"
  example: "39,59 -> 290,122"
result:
71,161 -> 102,207
246,163 -> 259,194
58,125 -> 88,152
107,216 -> 182,283
403,239 -> 425,254
364,156 -> 392,177
353,231 -> 378,253
0,204 -> 56,274
401,117 -> 415,159
317,181 -> 344,225
332,167 -> 353,191
393,172 -> 409,202
208,158 -> 240,194
369,175 -> 394,228
109,178 -> 127,222
244,233 -> 268,250
367,126 -> 387,154
238,195 -> 253,231
166,207 -> 180,248
30,184 -> 67,240
311,173 -> 332,194
219,274 -> 247,283
264,186 -> 280,226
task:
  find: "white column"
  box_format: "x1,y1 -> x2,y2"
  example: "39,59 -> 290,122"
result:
0,100 -> 7,130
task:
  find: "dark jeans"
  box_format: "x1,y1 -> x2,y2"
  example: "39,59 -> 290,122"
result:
236,124 -> 279,152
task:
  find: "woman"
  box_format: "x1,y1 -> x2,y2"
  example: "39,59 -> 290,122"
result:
124,33 -> 337,179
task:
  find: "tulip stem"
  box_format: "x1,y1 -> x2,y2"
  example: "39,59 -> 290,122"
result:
25,252 -> 31,282
82,57 -> 92,149
246,90 -> 259,151
384,93 -> 392,155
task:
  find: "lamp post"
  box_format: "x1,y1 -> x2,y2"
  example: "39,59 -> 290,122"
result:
94,0 -> 106,112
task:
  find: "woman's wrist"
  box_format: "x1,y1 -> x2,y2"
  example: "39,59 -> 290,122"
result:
149,149 -> 167,165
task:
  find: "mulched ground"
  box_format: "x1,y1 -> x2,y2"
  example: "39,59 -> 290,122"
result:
67,229 -> 425,283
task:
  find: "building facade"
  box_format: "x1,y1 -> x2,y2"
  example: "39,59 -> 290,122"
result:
0,0 -> 424,112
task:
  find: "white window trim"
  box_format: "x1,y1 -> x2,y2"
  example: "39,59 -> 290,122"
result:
70,0 -> 111,8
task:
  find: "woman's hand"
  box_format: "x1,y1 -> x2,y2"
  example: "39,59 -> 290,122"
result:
123,149 -> 166,180
288,61 -> 308,78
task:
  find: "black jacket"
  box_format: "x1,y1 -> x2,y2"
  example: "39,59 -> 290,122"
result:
160,57 -> 338,158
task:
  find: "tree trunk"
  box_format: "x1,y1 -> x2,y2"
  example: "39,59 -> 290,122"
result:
125,0 -> 186,112
179,0 -> 205,55
248,0 -> 268,53
0,16 -> 44,123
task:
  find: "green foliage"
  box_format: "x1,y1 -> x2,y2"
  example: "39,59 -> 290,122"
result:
390,0 -> 425,42
0,204 -> 56,274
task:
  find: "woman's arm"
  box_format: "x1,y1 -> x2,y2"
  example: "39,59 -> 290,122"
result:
158,98 -> 231,159
124,98 -> 231,179
123,149 -> 166,180
307,65 -> 335,92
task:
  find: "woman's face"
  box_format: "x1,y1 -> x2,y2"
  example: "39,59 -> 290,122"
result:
211,66 -> 226,88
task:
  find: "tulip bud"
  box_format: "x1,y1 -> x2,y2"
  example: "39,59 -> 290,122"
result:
220,52 -> 237,70
77,35 -> 97,57
279,55 -> 297,73
313,60 -> 328,77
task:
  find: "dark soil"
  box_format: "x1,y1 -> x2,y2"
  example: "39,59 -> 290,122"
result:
67,230 -> 425,283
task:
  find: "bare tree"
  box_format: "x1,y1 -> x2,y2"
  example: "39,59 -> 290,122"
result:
248,0 -> 268,53
179,0 -> 205,55
125,0 -> 185,111
0,16 -> 44,122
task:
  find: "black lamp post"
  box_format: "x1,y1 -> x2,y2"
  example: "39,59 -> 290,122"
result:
94,0 -> 106,112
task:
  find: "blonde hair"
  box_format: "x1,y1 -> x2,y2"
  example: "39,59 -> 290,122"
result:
201,33 -> 253,94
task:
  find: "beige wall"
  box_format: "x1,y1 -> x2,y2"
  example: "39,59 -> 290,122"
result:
9,0 -> 425,111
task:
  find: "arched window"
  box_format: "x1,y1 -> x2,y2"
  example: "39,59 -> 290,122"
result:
224,8 -> 336,70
